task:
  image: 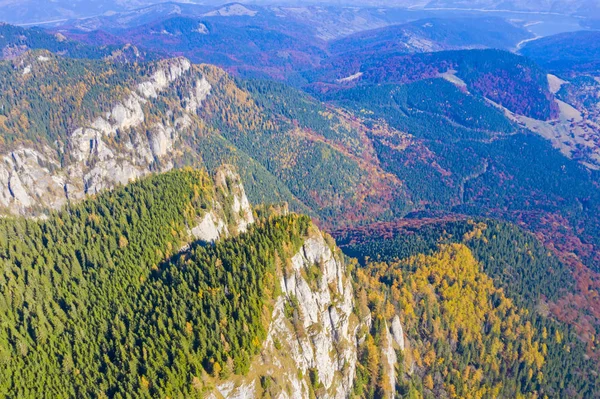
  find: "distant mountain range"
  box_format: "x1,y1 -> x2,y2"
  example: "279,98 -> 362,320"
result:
520,30 -> 600,75
2,0 -> 599,26
44,12 -> 533,81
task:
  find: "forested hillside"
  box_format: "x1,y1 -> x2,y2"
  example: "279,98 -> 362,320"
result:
2,48 -> 600,341
520,30 -> 600,76
1,168 -> 596,398
329,17 -> 531,56
309,49 -> 558,120
0,23 -> 149,62
319,69 -> 600,290
0,17 -> 599,398
339,219 -> 600,398
0,168 -> 314,397
0,51 -> 148,146
66,16 -> 327,81
0,52 -> 411,226
49,12 -> 534,83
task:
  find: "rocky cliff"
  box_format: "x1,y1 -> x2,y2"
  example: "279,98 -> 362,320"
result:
187,164 -> 255,244
166,166 -> 405,398
199,216 -> 408,399
0,54 -> 209,215
206,229 -> 360,399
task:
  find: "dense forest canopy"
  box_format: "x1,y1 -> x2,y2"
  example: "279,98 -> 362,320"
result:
345,219 -> 600,398
0,168 -> 312,397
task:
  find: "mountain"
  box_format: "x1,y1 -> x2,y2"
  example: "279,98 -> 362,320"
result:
50,3 -> 407,39
0,50 -> 411,226
0,165 -> 362,397
305,43 -> 600,171
1,0 -> 598,34
50,13 -> 535,82
3,47 -> 600,274
310,58 -> 600,374
329,17 -> 532,55
0,23 -> 153,61
62,15 -> 328,81
514,31 -> 600,169
0,0 -> 217,25
0,23 -> 106,60
309,49 -> 559,120
520,30 -> 600,76
1,12 -> 600,397
1,165 -> 596,397
0,0 -> 140,25
54,2 -> 214,32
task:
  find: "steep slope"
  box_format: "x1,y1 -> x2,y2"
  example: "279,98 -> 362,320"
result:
520,30 -> 600,76
0,167 -> 382,398
206,228 -> 360,399
3,47 -> 599,269
0,51 -> 409,226
3,49 -> 600,266
0,167 -> 258,396
337,218 -> 600,398
0,27 -> 598,399
329,17 -> 531,55
0,52 -> 206,214
0,167 -> 596,398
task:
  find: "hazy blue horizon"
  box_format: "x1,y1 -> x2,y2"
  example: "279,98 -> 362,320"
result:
0,0 -> 598,26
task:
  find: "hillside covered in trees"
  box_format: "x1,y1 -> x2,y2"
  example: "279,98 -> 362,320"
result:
309,49 -> 558,121
329,17 -> 531,56
0,15 -> 600,398
1,164 -> 596,398
520,30 -> 600,76
0,23 -> 152,63
341,219 -> 600,398
0,168 -> 314,397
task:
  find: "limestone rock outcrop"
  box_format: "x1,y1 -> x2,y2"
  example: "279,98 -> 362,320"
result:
0,57 -> 211,215
210,231 -> 360,399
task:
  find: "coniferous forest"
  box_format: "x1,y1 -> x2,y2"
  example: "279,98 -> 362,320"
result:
0,168 -> 310,397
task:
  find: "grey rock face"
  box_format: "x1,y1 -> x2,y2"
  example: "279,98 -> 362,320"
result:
186,165 -> 254,245
0,57 -> 212,216
391,315 -> 405,351
382,322 -> 398,398
207,226 -> 407,399
214,231 -> 361,399
214,164 -> 255,234
0,147 -> 66,212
